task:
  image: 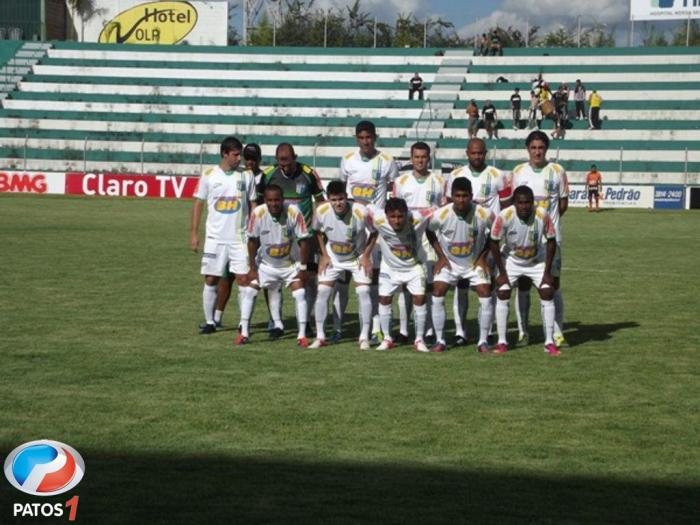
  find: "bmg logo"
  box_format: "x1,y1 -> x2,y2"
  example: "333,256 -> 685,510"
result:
5,440 -> 84,520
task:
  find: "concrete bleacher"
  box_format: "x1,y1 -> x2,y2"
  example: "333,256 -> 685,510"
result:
0,41 -> 698,186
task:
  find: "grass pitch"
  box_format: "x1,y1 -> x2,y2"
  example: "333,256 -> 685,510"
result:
0,195 -> 699,524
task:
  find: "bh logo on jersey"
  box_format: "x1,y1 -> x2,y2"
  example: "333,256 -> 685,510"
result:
449,241 -> 473,258
351,184 -> 375,201
214,197 -> 241,214
390,244 -> 413,260
267,243 -> 292,259
4,440 -> 85,496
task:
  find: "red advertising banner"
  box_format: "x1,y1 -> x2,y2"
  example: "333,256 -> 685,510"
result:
65,172 -> 199,199
0,171 -> 66,194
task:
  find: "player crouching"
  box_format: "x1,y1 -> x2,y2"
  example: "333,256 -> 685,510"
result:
311,181 -> 374,350
366,197 -> 447,352
489,185 -> 561,356
428,177 -> 495,353
239,185 -> 313,347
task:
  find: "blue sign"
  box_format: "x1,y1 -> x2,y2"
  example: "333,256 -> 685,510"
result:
654,185 -> 684,209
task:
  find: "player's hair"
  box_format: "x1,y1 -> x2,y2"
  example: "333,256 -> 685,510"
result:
513,185 -> 534,201
385,197 -> 408,214
355,120 -> 376,136
220,136 -> 243,157
243,143 -> 262,161
467,137 -> 486,150
410,141 -> 431,156
591,164 -> 597,169
451,177 -> 473,195
275,142 -> 296,158
264,184 -> 284,198
326,180 -> 347,196
525,130 -> 550,149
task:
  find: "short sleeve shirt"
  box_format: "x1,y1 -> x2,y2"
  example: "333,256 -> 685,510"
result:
313,202 -> 369,265
247,203 -> 311,268
257,162 -> 324,228
429,203 -> 494,271
367,208 -> 430,270
393,172 -> 445,211
339,150 -> 398,210
490,206 -> 556,265
446,165 -> 511,215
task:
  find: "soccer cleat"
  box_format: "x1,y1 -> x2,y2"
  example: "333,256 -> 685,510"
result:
454,335 -> 468,346
430,342 -> 446,353
200,321 -> 223,330
269,327 -> 284,340
477,342 -> 490,353
235,334 -> 249,345
370,331 -> 383,345
309,339 -> 327,349
330,331 -> 343,344
297,337 -> 309,348
494,342 -> 508,354
515,333 -> 530,348
424,329 -> 436,345
395,333 -> 410,345
544,343 -> 561,357
376,339 -> 395,351
554,334 -> 570,349
414,339 -> 429,353
266,319 -> 275,332
359,339 -> 370,351
199,323 -> 216,335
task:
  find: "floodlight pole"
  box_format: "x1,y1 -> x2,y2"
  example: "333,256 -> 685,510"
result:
423,19 -> 428,48
525,17 -> 529,47
373,17 -> 377,48
687,11 -> 691,47
576,15 -> 581,48
324,11 -> 328,48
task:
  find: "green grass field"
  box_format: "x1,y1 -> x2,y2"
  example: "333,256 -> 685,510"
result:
1,194 -> 699,524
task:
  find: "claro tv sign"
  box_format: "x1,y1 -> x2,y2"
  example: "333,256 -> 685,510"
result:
99,1 -> 197,44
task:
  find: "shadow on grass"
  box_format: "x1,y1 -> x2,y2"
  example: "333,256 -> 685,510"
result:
1,453 -> 695,524
563,320 -> 641,347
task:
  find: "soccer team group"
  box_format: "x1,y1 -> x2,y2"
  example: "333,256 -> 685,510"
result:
190,121 -> 569,356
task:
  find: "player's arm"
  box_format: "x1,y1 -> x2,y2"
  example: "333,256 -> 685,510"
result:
247,237 -> 260,283
190,199 -> 204,252
489,216 -> 508,288
316,230 -> 331,275
360,231 -> 378,277
559,196 -> 568,216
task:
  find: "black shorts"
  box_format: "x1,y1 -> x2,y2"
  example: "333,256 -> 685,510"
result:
588,189 -> 599,198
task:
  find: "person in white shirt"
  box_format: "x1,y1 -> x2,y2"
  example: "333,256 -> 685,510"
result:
338,120 -> 399,344
393,141 -> 446,344
489,185 -> 561,356
446,138 -> 511,346
310,180 -> 375,350
429,177 -> 495,353
240,185 -> 312,347
508,131 -> 569,349
366,197 -> 446,352
190,136 -> 256,334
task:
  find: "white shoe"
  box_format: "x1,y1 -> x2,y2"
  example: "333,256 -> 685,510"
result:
308,338 -> 327,349
376,339 -> 395,351
359,339 -> 370,350
414,339 -> 429,353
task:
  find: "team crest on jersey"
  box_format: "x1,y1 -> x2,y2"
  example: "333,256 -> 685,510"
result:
214,197 -> 241,214
267,243 -> 292,259
296,182 -> 308,195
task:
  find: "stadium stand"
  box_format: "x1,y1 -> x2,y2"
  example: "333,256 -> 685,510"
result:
0,41 -> 698,186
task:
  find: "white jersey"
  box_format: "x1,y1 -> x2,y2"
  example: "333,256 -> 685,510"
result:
340,149 -> 398,209
247,203 -> 311,268
194,165 -> 256,244
368,208 -> 430,270
393,171 -> 446,211
313,201 -> 369,265
490,206 -> 556,265
446,165 -> 511,215
509,161 -> 569,242
429,203 -> 494,271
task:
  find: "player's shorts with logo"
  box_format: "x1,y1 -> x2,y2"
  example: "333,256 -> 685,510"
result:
319,258 -> 372,285
378,263 -> 426,296
256,262 -> 302,289
201,239 -> 249,276
434,263 -> 490,287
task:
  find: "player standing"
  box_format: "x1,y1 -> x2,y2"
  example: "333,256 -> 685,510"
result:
509,131 -> 569,348
585,164 -> 603,212
490,185 -> 561,356
240,185 -> 312,346
429,177 -> 495,353
190,136 -> 256,334
445,138 -> 511,345
339,120 -> 399,343
310,181 -> 374,350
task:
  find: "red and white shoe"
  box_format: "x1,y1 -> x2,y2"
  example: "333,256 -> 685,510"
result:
544,343 -> 561,356
309,339 -> 327,349
430,342 -> 446,353
477,342 -> 490,353
376,339 -> 395,351
494,342 -> 508,354
235,334 -> 250,345
414,339 -> 429,353
359,339 -> 370,351
297,337 -> 309,348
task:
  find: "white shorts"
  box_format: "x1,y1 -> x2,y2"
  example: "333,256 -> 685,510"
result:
434,264 -> 490,287
319,259 -> 372,285
201,240 -> 249,277
257,262 -> 301,289
503,258 -> 548,288
378,263 -> 425,297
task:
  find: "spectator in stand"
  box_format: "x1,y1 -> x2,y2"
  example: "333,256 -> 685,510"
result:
489,32 -> 503,56
479,33 -> 490,56
528,90 -> 539,129
531,73 -> 544,92
466,99 -> 480,139
558,83 -> 570,120
482,99 -> 499,139
510,87 -> 522,130
588,89 -> 603,129
574,79 -> 587,120
409,72 -> 425,100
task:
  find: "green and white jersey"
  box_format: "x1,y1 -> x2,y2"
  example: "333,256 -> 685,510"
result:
429,203 -> 494,270
248,203 -> 311,269
313,201 -> 369,265
257,162 -> 325,228
194,165 -> 256,244
447,165 -> 511,215
339,149 -> 398,209
368,208 -> 430,270
393,171 -> 446,211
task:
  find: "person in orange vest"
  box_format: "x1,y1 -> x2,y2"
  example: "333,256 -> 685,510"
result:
585,164 -> 603,211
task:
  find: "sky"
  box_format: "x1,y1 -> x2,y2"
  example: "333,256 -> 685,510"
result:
229,0 -> 690,46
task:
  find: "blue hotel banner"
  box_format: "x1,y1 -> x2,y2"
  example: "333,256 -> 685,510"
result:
654,185 -> 685,209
